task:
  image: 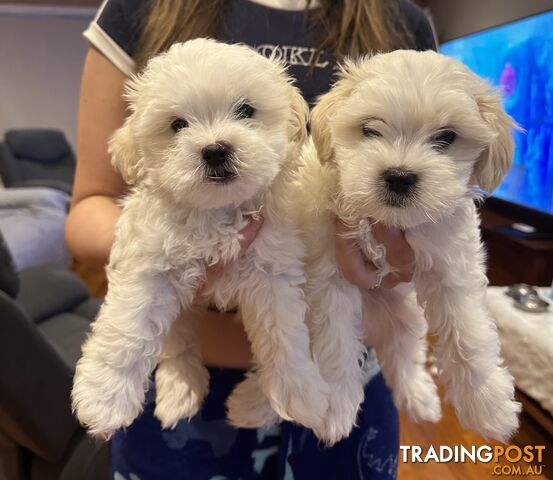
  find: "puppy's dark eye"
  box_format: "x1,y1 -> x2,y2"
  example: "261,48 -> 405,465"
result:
362,125 -> 382,138
235,103 -> 255,119
171,118 -> 189,132
431,130 -> 456,150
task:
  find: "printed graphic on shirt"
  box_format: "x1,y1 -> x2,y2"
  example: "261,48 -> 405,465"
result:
161,417 -> 239,457
256,44 -> 329,68
357,426 -> 399,480
114,472 -> 141,480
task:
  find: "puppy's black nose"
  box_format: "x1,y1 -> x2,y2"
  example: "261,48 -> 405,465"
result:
383,168 -> 417,194
201,142 -> 232,167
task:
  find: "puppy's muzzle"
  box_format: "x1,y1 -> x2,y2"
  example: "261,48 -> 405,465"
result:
201,141 -> 237,184
381,168 -> 418,206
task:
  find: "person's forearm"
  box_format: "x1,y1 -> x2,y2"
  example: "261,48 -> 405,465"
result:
65,195 -> 121,268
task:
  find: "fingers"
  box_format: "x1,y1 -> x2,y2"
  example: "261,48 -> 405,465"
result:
207,216 -> 264,279
371,222 -> 415,288
335,218 -> 381,290
237,215 -> 265,252
194,216 -> 264,302
371,223 -> 415,270
335,218 -> 415,291
380,272 -> 410,289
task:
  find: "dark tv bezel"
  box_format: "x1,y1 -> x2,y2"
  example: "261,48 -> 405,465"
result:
440,8 -> 553,227
439,7 -> 553,43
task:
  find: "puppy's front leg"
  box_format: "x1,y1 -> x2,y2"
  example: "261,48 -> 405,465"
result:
307,265 -> 366,445
229,271 -> 329,431
417,266 -> 520,442
154,308 -> 210,428
226,224 -> 329,432
363,287 -> 441,423
72,261 -> 183,438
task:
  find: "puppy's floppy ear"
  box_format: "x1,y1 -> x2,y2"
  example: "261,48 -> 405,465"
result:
311,60 -> 358,165
471,87 -> 518,194
108,113 -> 143,185
310,86 -> 343,165
287,86 -> 310,146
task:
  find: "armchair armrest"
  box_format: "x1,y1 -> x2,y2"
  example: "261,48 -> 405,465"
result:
0,291 -> 81,462
17,267 -> 90,324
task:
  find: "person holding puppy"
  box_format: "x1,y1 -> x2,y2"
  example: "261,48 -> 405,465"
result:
65,1 -> 436,478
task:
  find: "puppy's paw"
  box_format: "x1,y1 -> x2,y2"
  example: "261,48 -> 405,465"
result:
313,378 -> 365,446
154,358 -> 210,429
264,363 -> 330,431
72,360 -> 145,439
393,368 -> 442,423
226,372 -> 279,429
452,366 -> 521,443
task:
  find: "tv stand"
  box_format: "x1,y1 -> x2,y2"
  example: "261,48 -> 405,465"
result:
480,207 -> 553,286
494,224 -> 553,240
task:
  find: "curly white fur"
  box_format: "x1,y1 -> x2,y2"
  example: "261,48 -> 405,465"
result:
71,39 -> 331,439
296,50 -> 521,445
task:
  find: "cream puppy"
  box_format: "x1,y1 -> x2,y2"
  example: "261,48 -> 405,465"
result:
71,38 -> 330,439
296,50 -> 521,445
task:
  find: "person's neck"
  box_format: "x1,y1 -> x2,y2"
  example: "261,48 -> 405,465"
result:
248,0 -> 320,11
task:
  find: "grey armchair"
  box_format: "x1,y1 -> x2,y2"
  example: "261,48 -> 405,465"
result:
0,130 -> 75,194
0,234 -> 109,480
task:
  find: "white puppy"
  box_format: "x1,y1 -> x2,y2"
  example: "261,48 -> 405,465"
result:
296,50 -> 521,445
72,38 -> 330,439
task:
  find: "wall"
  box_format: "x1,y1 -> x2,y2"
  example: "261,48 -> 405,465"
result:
427,0 -> 553,42
0,5 -> 95,148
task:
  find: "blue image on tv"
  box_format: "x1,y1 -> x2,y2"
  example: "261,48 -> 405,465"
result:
441,10 -> 553,216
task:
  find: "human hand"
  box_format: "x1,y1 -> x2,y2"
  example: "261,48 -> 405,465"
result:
193,216 -> 264,303
335,218 -> 415,290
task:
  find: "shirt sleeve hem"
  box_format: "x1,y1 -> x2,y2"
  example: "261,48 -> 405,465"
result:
83,22 -> 136,77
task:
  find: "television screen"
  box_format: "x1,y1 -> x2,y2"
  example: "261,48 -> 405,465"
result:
441,9 -> 553,217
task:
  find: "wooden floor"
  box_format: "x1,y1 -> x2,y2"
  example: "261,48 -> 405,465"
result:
72,262 -> 550,480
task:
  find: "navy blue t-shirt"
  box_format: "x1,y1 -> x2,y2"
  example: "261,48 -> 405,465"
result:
85,0 -> 436,104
